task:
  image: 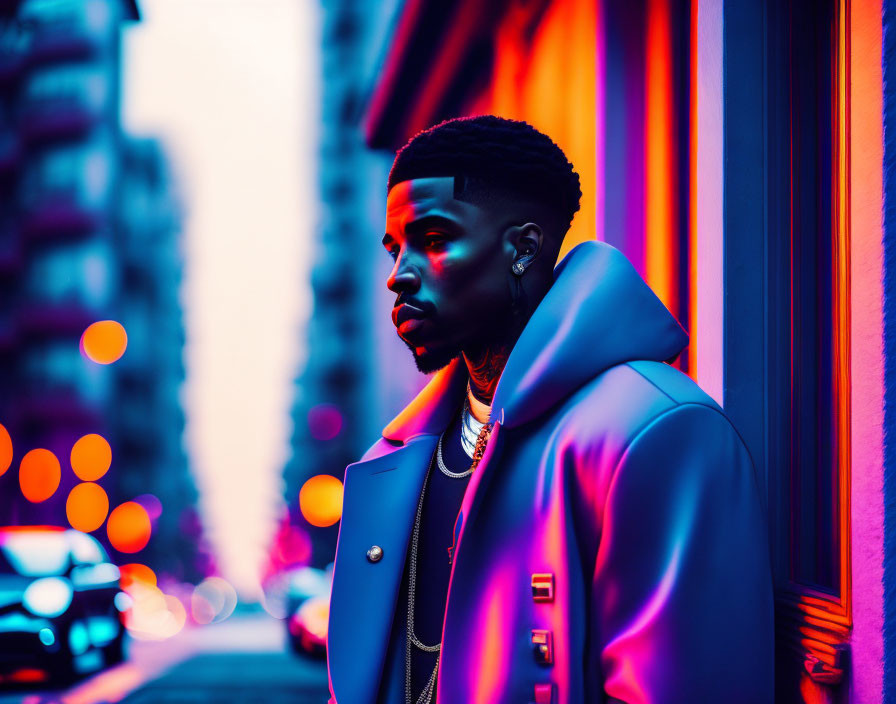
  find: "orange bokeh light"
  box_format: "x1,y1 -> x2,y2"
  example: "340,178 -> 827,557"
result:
81,320 -> 128,365
65,482 -> 109,533
19,449 -> 60,503
0,423 -> 11,476
107,502 -> 152,553
119,563 -> 157,589
299,474 -> 343,528
70,434 -> 112,481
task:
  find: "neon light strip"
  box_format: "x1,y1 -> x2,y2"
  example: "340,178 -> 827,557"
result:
644,0 -> 677,316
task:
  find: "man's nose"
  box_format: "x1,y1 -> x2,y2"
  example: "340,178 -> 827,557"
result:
386,253 -> 421,293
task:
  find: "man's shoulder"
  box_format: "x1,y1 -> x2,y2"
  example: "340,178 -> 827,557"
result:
559,360 -> 730,448
617,359 -> 723,412
356,436 -> 404,463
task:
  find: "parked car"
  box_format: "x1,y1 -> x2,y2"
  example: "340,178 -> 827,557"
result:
0,526 -> 127,682
284,565 -> 331,658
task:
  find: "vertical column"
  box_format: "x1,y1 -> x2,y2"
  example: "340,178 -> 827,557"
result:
692,0 -> 724,404
603,0 -> 646,271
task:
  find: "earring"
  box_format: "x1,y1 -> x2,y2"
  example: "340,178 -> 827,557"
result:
512,261 -> 526,275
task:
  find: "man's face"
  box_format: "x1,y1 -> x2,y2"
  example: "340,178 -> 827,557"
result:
383,176 -> 512,373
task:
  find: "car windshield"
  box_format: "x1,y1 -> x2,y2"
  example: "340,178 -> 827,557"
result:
0,533 -> 70,577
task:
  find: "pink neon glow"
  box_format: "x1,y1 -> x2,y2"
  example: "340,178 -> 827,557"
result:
470,574 -> 513,704
134,493 -> 163,521
595,0 -> 605,242
536,462 -> 572,700
601,542 -> 682,697
847,0 -> 885,699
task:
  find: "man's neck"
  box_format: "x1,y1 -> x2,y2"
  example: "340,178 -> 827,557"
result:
462,283 -> 550,405
463,342 -> 511,406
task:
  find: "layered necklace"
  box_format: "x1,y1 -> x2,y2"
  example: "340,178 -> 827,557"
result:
405,382 -> 492,704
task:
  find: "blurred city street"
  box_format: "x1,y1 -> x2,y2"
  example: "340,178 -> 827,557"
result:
0,612 -> 329,704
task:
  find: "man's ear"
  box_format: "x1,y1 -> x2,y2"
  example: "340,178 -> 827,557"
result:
506,223 -> 544,273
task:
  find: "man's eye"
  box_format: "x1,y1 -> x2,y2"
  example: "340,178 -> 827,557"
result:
424,233 -> 447,249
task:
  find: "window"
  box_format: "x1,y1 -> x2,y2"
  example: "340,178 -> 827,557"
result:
724,0 -> 851,695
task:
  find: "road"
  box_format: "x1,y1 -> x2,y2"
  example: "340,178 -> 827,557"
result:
0,612 -> 330,704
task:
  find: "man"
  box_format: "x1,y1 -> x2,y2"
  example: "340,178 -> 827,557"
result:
327,116 -> 773,703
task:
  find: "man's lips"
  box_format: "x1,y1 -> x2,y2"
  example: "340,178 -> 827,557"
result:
393,303 -> 429,337
398,318 -> 427,336
393,303 -> 427,327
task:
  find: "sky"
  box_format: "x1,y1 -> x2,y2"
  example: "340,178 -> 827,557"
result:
122,0 -> 319,597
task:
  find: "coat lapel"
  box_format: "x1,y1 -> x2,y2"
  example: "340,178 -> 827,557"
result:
327,435 -> 438,704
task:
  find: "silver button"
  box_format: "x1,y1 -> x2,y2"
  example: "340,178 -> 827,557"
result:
366,545 -> 384,562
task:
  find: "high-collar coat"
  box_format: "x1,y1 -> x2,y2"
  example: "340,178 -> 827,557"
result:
327,241 -> 774,704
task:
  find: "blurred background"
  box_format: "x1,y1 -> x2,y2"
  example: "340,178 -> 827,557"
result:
0,0 -> 890,702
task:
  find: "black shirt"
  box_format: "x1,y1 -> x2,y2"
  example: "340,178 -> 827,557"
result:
404,402 -> 473,702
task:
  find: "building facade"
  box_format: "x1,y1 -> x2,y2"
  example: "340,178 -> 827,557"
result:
114,136 -> 207,582
0,0 -> 203,583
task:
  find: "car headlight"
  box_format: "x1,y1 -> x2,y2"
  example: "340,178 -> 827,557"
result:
23,577 -> 73,618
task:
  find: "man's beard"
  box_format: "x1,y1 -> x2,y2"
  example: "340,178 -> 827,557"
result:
400,337 -> 460,374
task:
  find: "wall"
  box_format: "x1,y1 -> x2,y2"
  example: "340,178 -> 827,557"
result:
849,0 -> 886,700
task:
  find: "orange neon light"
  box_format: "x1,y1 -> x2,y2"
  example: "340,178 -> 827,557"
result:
70,433 -> 112,481
107,502 -> 152,553
81,320 -> 128,365
644,0 -> 677,316
66,482 -> 110,533
0,423 -> 11,476
299,474 -> 344,528
488,0 -> 597,263
19,449 -> 61,503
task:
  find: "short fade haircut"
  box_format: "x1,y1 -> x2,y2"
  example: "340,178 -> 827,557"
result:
387,115 -> 582,235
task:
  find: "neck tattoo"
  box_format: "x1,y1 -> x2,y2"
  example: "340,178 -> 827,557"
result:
464,343 -> 510,405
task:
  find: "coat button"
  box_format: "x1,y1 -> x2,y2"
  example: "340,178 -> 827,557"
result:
366,545 -> 384,562
531,629 -> 554,664
531,573 -> 554,602
532,683 -> 554,703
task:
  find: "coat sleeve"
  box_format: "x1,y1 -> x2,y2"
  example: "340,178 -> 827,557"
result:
588,403 -> 774,704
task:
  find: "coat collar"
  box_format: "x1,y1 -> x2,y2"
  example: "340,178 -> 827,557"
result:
327,436 -> 438,704
382,357 -> 468,442
381,240 -> 689,441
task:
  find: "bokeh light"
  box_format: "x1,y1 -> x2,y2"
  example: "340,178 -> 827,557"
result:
80,320 -> 128,364
19,449 -> 61,503
122,580 -> 186,641
296,594 -> 330,641
134,493 -> 163,521
270,522 -> 311,567
70,433 -> 112,481
190,577 -> 238,625
307,403 -> 343,441
0,423 -> 11,476
299,474 -> 343,527
65,482 -> 109,533
107,501 -> 152,553
119,563 -> 157,589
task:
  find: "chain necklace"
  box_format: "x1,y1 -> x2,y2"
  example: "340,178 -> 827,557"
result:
405,405 -> 494,704
459,393 -> 485,458
436,433 -> 472,478
405,448 -> 441,704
